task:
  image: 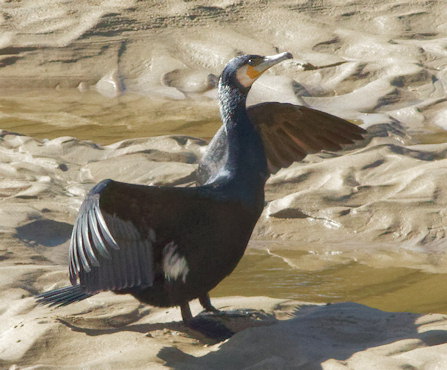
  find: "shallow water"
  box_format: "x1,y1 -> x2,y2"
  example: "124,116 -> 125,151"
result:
4,89 -> 447,315
0,90 -> 221,143
213,248 -> 447,314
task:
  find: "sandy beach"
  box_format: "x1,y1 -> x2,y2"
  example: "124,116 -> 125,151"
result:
2,0 -> 447,368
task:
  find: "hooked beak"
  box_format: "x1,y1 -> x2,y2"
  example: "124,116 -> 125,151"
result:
238,52 -> 293,87
254,52 -> 293,75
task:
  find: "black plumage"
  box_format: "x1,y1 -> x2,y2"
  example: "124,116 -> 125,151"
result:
37,52 -> 366,339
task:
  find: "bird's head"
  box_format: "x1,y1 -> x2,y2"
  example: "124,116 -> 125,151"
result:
219,52 -> 293,94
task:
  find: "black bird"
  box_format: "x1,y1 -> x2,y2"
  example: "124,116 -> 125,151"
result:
37,52 -> 366,339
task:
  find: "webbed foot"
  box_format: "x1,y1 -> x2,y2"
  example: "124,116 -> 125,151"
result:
181,301 -> 234,341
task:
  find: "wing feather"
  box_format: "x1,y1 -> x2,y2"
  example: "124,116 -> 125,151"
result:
281,120 -> 326,153
247,102 -> 366,173
69,225 -> 80,278
68,180 -> 154,292
81,211 -> 99,268
93,202 -> 119,250
75,218 -> 91,273
88,208 -> 111,259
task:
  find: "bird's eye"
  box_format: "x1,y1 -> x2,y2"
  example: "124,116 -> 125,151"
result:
248,59 -> 254,65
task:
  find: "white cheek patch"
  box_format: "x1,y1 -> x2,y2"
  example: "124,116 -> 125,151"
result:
163,241 -> 189,283
236,65 -> 256,88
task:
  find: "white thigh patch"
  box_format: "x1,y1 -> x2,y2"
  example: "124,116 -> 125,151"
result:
162,241 -> 189,283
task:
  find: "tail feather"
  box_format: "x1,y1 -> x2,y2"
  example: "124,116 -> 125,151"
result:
37,285 -> 93,307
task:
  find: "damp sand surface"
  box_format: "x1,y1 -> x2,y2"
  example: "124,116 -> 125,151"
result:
3,0 -> 447,368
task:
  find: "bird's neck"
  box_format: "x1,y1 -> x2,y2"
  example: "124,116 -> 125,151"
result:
218,84 -> 247,130
215,84 -> 268,210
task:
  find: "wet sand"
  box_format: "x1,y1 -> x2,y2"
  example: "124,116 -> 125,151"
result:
2,0 -> 447,368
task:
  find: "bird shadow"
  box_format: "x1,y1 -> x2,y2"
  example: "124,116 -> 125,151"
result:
156,302 -> 447,369
15,218 -> 72,248
15,218 -> 72,265
57,317 -> 184,335
55,307 -> 276,345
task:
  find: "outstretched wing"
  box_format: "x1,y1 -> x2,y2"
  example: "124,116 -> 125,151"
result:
69,179 -> 155,293
248,102 -> 366,173
69,179 -> 254,297
197,102 -> 366,183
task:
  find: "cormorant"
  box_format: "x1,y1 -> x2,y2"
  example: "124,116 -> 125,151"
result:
37,52 -> 366,340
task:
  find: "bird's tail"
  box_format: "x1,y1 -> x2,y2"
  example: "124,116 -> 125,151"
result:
36,285 -> 92,307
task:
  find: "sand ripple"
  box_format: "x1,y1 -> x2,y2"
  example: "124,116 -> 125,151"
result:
2,0 -> 447,368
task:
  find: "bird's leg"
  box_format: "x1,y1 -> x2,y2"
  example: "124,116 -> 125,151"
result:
199,293 -> 219,313
180,302 -> 193,322
180,301 -> 233,341
199,293 -> 246,318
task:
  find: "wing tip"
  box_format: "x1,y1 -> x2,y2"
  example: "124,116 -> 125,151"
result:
36,285 -> 92,307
